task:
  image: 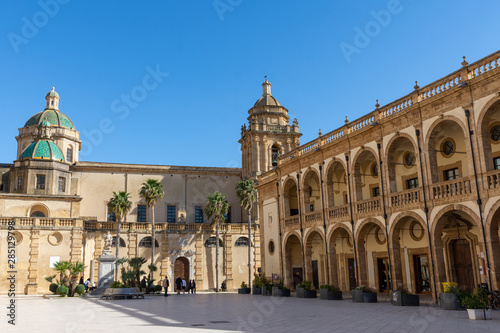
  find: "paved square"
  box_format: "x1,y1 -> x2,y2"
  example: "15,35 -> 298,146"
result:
2,294 -> 500,332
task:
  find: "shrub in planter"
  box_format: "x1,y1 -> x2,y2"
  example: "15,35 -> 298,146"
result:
262,283 -> 273,296
352,286 -> 365,303
460,289 -> 491,320
392,288 -> 419,306
272,280 -> 290,297
362,287 -> 377,303
320,285 -> 342,300
56,285 -> 69,297
154,285 -> 163,293
439,285 -> 464,310
297,280 -> 316,298
49,283 -> 59,294
75,284 -> 86,296
238,281 -> 251,294
252,274 -> 265,294
110,281 -> 122,288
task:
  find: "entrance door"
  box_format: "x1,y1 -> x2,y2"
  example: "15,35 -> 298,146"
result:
414,255 -> 431,294
174,257 -> 190,291
312,260 -> 319,290
377,258 -> 391,292
451,239 -> 474,291
348,258 -> 356,290
292,267 -> 303,290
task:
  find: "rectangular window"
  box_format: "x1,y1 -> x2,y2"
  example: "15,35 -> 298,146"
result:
167,205 -> 176,223
195,206 -> 204,223
66,147 -> 73,163
137,204 -> 147,222
224,206 -> 232,223
107,210 -> 116,222
58,177 -> 66,192
444,168 -> 459,181
310,204 -> 314,212
372,187 -> 380,197
494,157 -> 500,170
36,174 -> 45,190
17,176 -> 23,190
406,178 -> 419,189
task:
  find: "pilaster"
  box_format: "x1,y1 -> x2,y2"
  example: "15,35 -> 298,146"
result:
195,233 -> 203,289
224,234 -> 233,289
27,230 -> 40,294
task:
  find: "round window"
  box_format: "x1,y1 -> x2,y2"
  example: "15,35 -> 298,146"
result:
404,152 -> 415,167
268,240 -> 275,255
371,163 -> 379,177
442,140 -> 455,156
491,125 -> 500,142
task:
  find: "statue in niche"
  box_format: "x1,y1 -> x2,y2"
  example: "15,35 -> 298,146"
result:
103,231 -> 113,256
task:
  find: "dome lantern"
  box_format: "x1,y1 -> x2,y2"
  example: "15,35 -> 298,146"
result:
46,87 -> 60,110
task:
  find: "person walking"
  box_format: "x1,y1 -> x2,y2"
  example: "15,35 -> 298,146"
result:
84,278 -> 91,293
175,275 -> 182,295
79,276 -> 84,285
190,280 -> 196,294
181,277 -> 187,294
162,276 -> 169,297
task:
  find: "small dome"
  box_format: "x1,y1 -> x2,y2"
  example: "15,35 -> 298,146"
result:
25,109 -> 75,129
20,139 -> 64,161
254,79 -> 281,107
46,87 -> 59,98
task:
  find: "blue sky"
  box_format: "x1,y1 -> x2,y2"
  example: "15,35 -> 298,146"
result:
1,0 -> 499,167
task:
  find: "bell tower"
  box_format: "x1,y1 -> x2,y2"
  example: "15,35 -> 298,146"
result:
239,80 -> 302,180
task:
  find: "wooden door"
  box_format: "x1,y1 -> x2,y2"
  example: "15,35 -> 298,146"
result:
174,257 -> 189,291
451,239 -> 474,291
377,258 -> 391,292
348,258 -> 356,290
413,255 -> 431,294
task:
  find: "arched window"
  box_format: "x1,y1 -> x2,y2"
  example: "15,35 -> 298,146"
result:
205,237 -> 223,248
30,211 -> 45,217
235,237 -> 249,247
139,236 -> 159,248
111,237 -> 126,247
271,145 -> 280,167
66,147 -> 73,163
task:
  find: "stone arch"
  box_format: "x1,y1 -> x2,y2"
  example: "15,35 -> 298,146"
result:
355,218 -> 387,287
431,205 -> 482,292
483,198 -> 500,290
326,160 -> 348,208
476,96 -> 500,172
328,223 -> 354,290
283,177 -> 299,217
389,212 -> 431,293
424,116 -> 471,183
385,134 -> 419,193
351,148 -> 380,201
302,168 -> 322,212
283,232 -> 303,290
27,203 -> 50,217
304,228 -> 326,289
173,256 -> 190,291
269,141 -> 285,168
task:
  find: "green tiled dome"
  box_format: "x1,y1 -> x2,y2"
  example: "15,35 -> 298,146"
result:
25,110 -> 75,129
20,140 -> 65,162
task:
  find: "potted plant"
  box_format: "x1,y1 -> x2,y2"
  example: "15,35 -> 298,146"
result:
238,281 -> 251,294
296,280 -> 316,298
439,284 -> 464,310
252,274 -> 264,295
460,289 -> 491,320
352,285 -> 365,303
272,279 -> 290,297
362,286 -> 377,303
391,288 -> 419,306
319,285 -> 342,300
262,281 -> 273,296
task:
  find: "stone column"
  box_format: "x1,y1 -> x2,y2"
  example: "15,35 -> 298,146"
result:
160,233 -> 170,279
26,230 -> 40,295
93,233 -> 103,283
195,234 -> 203,289
254,225 -> 262,276
224,234 -> 233,289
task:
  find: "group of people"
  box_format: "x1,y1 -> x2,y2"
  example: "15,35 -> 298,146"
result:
162,276 -> 196,296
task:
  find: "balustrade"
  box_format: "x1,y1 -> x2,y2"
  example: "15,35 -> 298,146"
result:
432,178 -> 472,200
356,198 -> 381,215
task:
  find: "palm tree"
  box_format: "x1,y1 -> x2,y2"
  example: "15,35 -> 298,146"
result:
236,179 -> 257,289
107,191 -> 132,279
139,179 -> 164,281
128,257 -> 147,287
68,261 -> 86,296
204,191 -> 229,292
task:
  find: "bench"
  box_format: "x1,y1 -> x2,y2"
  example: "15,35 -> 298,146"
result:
100,287 -> 145,300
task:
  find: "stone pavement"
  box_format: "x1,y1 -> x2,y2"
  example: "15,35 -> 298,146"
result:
1,293 -> 499,332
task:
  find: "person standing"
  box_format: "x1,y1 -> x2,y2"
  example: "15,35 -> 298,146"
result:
175,275 -> 182,295
181,277 -> 187,294
190,280 -> 196,294
79,276 -> 84,285
163,276 -> 169,297
84,278 -> 91,293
